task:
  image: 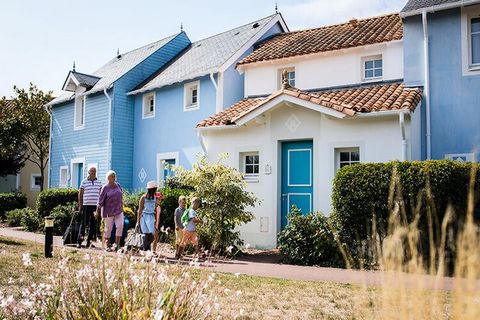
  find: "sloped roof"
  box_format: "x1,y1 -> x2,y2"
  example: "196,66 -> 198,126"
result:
401,0 -> 460,12
71,71 -> 101,88
48,33 -> 181,106
132,14 -> 280,94
197,82 -> 422,128
237,13 -> 403,66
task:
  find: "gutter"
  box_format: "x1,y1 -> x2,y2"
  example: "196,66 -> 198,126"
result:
422,11 -> 432,159
400,0 -> 480,18
103,88 -> 113,169
354,109 -> 410,118
44,105 -> 53,187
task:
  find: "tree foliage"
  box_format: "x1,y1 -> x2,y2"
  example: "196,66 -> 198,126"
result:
173,155 -> 258,254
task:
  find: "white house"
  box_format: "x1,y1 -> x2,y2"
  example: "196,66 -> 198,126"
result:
196,13 -> 423,248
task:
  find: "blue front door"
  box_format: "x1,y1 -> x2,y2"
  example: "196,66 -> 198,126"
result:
281,141 -> 313,229
77,163 -> 83,188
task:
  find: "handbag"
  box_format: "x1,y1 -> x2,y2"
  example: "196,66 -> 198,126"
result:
63,210 -> 80,245
125,224 -> 146,251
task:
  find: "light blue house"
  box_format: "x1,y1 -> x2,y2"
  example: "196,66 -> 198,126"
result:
45,32 -> 191,189
401,0 -> 480,161
127,13 -> 288,189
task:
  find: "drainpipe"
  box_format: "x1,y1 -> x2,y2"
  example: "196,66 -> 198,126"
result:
210,72 -> 221,113
422,10 -> 432,159
103,88 -> 112,169
45,105 -> 53,187
197,130 -> 208,156
399,112 -> 408,161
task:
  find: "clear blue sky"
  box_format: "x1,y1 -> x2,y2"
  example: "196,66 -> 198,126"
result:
0,0 -> 406,97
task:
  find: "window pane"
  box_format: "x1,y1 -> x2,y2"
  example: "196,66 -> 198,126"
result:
340,152 -> 349,162
245,155 -> 253,164
340,162 -> 349,168
351,151 -> 360,162
365,70 -> 374,78
35,177 -> 42,186
365,61 -> 374,69
253,155 -> 259,164
245,165 -> 254,174
253,165 -> 259,174
472,18 -> 480,33
472,33 -> 480,64
374,68 -> 383,77
374,59 -> 383,68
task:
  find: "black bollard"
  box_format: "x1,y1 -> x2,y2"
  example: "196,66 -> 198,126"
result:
44,216 -> 54,258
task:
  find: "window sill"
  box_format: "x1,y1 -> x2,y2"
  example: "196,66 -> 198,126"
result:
244,175 -> 260,183
362,77 -> 383,83
74,125 -> 85,131
142,114 -> 155,119
184,105 -> 199,112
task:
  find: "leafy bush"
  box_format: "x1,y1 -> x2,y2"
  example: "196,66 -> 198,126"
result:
51,202 -> 77,235
159,187 -> 191,231
36,188 -> 78,218
173,155 -> 257,254
0,192 -> 27,220
122,189 -> 143,218
6,208 -> 28,227
20,208 -> 42,232
278,206 -> 344,267
332,160 -> 479,268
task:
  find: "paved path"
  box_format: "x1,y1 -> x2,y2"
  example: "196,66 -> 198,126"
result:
0,227 -> 469,291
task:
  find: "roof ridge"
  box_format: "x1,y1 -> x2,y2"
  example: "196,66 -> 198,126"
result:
190,13 -> 277,44
71,71 -> 101,79
117,32 -> 181,57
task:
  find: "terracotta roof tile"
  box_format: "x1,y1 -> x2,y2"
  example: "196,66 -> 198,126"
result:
196,82 -> 422,128
238,13 -> 403,66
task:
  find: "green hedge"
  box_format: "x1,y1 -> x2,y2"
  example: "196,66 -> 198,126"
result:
6,208 -> 26,227
278,206 -> 344,267
332,160 -> 479,267
51,203 -> 77,236
0,192 -> 27,220
36,188 -> 78,218
20,208 -> 43,232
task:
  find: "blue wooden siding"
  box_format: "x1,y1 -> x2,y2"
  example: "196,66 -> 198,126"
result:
404,9 -> 480,160
110,32 -> 191,189
49,91 -> 110,187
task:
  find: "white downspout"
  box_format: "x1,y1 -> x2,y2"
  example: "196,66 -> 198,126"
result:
422,10 -> 432,159
210,72 -> 221,113
45,105 -> 53,187
103,88 -> 113,169
399,112 -> 407,161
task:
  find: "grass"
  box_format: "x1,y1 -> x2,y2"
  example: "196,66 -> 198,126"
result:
0,235 -> 456,320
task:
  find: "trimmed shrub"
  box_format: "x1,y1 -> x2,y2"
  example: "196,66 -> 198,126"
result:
122,190 -> 143,220
20,208 -> 43,232
278,206 -> 344,267
6,208 -> 27,227
36,188 -> 78,218
0,192 -> 27,220
51,202 -> 77,235
332,160 -> 479,268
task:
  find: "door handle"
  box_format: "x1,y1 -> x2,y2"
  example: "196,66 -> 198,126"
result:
281,194 -> 288,198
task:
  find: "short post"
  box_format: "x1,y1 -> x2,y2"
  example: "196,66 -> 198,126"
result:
44,216 -> 54,258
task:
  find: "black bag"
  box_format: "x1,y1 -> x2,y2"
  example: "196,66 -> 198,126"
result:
63,211 -> 80,245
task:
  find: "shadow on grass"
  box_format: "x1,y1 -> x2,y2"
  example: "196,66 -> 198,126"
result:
0,238 -> 25,246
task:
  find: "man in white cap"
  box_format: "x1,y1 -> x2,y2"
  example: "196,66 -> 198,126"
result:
78,165 -> 102,248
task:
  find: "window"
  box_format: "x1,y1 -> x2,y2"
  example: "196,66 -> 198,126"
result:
335,148 -> 360,171
156,152 -> 179,187
74,96 -> 85,129
30,174 -> 42,191
142,93 -> 155,119
59,166 -> 68,187
470,17 -> 480,66
184,81 -> 200,111
240,152 -> 260,181
278,68 -> 295,88
363,56 -> 383,80
445,153 -> 475,162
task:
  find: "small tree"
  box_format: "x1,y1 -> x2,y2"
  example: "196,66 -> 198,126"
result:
173,155 -> 258,254
12,84 -> 52,191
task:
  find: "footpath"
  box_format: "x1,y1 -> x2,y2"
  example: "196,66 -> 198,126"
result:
0,227 -> 461,291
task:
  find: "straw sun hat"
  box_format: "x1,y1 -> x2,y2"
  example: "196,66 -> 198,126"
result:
146,180 -> 158,189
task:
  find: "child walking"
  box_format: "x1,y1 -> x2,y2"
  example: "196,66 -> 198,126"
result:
136,181 -> 161,252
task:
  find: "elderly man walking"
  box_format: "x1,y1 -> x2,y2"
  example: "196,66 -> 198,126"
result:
77,166 -> 102,248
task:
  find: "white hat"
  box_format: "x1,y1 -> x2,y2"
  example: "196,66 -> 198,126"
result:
146,180 -> 158,189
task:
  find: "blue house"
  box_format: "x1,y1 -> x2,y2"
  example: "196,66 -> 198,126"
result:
127,13 -> 288,189
401,0 -> 480,161
46,32 -> 191,189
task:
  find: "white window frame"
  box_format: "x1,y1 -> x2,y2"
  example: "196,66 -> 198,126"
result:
74,95 -> 86,130
183,81 -> 200,111
335,147 -> 361,171
445,153 -> 476,162
240,152 -> 260,182
156,152 -> 180,187
362,55 -> 383,82
30,173 -> 42,191
142,93 -> 155,119
461,6 -> 480,75
278,67 -> 295,89
59,166 -> 69,188
70,157 -> 86,189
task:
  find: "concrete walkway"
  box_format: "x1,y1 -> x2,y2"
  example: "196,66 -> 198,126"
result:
0,227 -> 468,291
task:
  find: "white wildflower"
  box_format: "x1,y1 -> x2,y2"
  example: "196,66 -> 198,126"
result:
214,302 -> 220,310
236,290 -> 242,297
240,308 -> 245,316
22,253 -> 32,266
7,277 -> 14,284
154,309 -> 164,320
226,245 -> 234,253
223,288 -> 231,295
234,272 -> 241,278
245,243 -> 251,249
113,288 -> 120,299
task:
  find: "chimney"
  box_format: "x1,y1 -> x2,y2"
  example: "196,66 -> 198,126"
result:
349,18 -> 358,28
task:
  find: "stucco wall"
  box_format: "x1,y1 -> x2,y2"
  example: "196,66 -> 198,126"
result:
243,41 -> 404,97
201,103 -> 410,248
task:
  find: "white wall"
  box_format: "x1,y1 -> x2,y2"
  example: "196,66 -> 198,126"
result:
202,102 -> 410,249
243,41 -> 404,97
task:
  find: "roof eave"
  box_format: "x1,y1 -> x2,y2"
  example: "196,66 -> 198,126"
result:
400,0 -> 480,18
354,109 -> 412,117
196,124 -> 240,131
